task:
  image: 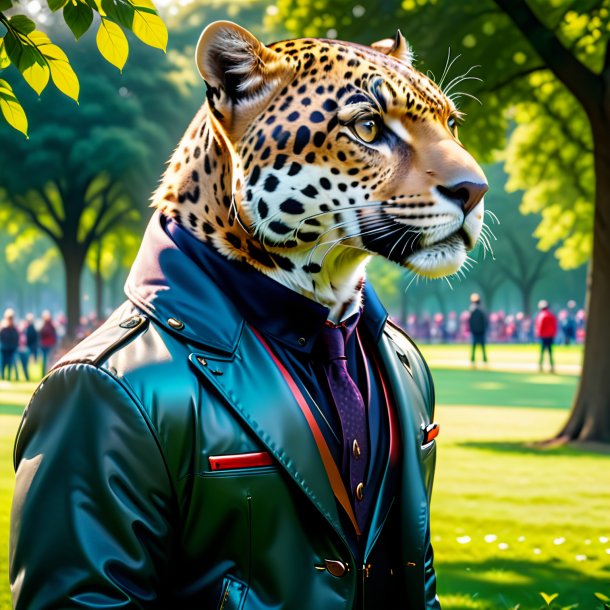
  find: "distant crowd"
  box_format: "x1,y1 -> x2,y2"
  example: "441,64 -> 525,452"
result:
0,309 -> 103,381
400,299 -> 584,345
1,298 -> 584,382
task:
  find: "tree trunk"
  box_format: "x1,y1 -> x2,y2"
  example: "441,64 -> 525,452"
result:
521,281 -> 533,317
61,247 -> 85,342
556,120 -> 610,443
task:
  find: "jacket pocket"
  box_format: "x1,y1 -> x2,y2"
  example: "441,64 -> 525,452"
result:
217,575 -> 249,610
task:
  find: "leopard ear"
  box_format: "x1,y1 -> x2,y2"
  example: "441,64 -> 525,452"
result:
371,30 -> 414,65
196,21 -> 290,103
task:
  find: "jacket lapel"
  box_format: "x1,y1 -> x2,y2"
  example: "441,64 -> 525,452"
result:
190,324 -> 357,545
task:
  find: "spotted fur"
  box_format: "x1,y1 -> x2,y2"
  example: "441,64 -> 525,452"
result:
153,22 -> 487,320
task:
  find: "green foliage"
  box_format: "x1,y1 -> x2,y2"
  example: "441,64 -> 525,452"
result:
271,0 -> 609,270
504,73 -> 594,269
0,0 -> 168,135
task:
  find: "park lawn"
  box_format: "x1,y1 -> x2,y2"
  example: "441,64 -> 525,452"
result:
433,405 -> 610,610
420,343 -> 584,368
0,359 -> 607,610
431,368 -> 578,410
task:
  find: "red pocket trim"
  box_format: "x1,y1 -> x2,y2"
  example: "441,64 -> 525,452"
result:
209,451 -> 274,471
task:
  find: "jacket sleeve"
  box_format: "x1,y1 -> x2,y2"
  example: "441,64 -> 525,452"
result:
10,363 -> 176,609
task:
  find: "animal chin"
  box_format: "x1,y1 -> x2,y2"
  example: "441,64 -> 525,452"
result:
405,232 -> 468,278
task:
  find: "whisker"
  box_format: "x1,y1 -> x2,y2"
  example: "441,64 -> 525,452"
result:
295,202 -> 386,230
307,221 -> 399,266
449,91 -> 482,106
438,50 -> 461,90
388,226 -> 418,261
315,224 -> 404,267
484,209 -> 500,225
443,65 -> 481,95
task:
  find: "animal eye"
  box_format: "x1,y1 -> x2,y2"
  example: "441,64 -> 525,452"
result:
447,116 -> 459,137
352,118 -> 380,143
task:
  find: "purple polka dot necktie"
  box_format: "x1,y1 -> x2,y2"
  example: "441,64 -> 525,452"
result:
321,321 -> 369,530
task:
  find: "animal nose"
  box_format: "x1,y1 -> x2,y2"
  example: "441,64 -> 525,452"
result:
437,181 -> 488,214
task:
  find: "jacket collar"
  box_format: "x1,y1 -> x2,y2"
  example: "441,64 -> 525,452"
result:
125,212 -> 243,355
125,212 -> 387,353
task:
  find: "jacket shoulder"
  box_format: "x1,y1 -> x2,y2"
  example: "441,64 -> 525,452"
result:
53,303 -> 149,370
383,318 -> 435,417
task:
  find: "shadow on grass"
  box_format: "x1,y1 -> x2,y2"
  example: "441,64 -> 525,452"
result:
438,557 -> 610,609
456,440 -> 610,458
433,369 -> 578,410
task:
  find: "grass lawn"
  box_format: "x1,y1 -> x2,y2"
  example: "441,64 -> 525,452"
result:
0,345 -> 608,610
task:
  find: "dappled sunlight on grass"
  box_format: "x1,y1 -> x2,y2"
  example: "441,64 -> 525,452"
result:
434,406 -> 610,609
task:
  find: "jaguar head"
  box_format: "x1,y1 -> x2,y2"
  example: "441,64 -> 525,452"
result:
156,22 -> 487,313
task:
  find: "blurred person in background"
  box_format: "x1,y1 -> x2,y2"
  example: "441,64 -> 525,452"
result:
535,300 -> 558,373
25,313 -> 38,365
562,299 -> 577,345
16,321 -> 30,382
468,293 -> 488,365
1,308 -> 20,380
39,311 -> 58,375
446,311 -> 459,341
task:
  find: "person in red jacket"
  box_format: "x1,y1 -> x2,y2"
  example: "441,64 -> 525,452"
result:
535,300 -> 558,373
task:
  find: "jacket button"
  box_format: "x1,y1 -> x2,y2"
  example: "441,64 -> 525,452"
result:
297,337 -> 306,346
355,482 -> 364,501
119,315 -> 141,329
324,559 -> 347,577
168,317 -> 185,330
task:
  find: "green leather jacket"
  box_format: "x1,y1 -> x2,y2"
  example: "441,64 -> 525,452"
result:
10,214 -> 441,609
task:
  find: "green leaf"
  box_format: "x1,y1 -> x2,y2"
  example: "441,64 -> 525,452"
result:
540,593 -> 560,606
0,78 -> 28,136
101,0 -> 134,28
595,594 -> 610,603
47,0 -> 69,11
4,31 -> 50,95
20,50 -> 50,95
8,14 -> 36,35
39,43 -> 79,101
0,0 -> 13,11
0,38 -> 11,69
132,3 -> 167,51
63,1 -> 94,40
96,18 -> 128,70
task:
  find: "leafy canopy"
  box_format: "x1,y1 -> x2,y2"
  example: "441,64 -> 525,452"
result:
0,0 -> 168,136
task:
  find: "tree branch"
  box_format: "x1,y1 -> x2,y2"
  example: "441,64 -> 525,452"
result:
82,183 -> 128,250
491,0 -> 602,113
11,196 -> 61,243
39,183 -> 64,231
93,208 -> 133,242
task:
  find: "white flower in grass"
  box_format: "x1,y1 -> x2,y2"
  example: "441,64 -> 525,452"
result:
484,534 -> 497,543
553,537 -> 566,545
575,554 -> 587,561
457,536 -> 471,544
498,543 -> 509,550
605,549 -> 610,555
584,539 -> 591,545
533,548 -> 542,555
517,536 -> 526,542
600,536 -> 609,543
